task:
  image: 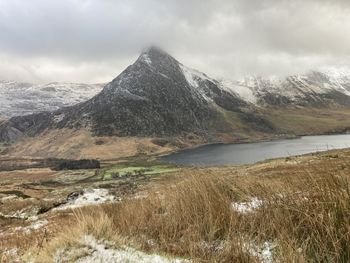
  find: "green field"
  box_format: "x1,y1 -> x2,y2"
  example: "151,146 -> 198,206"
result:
102,164 -> 179,180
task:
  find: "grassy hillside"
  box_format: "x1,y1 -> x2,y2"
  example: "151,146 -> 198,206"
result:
265,107 -> 350,135
1,149 -> 349,262
3,107 -> 350,161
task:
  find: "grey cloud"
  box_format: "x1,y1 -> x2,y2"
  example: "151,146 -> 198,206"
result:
0,0 -> 349,83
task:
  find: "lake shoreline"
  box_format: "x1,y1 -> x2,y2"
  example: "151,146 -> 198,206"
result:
160,133 -> 350,166
160,128 -> 350,159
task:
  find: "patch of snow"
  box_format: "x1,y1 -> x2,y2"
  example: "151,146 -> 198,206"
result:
3,248 -> 18,257
180,64 -> 213,87
30,219 -> 49,230
0,195 -> 18,202
54,189 -> 116,211
53,113 -> 65,123
13,219 -> 49,234
181,65 -> 200,88
246,241 -> 276,263
141,53 -> 153,65
231,197 -> 263,214
318,68 -> 350,96
220,80 -> 257,104
28,215 -> 39,221
74,235 -> 191,263
198,240 -> 225,252
319,66 -> 350,80
179,64 -> 215,102
0,208 -> 32,219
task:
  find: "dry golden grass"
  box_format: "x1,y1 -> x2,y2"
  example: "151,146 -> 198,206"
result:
4,129 -> 175,160
0,213 -> 72,263
265,107 -> 350,135
31,211 -> 115,263
32,151 -> 350,262
6,107 -> 350,162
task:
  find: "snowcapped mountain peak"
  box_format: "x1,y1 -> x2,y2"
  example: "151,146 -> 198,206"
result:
121,48 -> 350,108
4,47 -> 350,144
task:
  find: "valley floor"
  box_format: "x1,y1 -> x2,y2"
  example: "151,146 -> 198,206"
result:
1,148 -> 350,262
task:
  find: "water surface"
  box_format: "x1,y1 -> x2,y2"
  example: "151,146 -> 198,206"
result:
162,134 -> 350,165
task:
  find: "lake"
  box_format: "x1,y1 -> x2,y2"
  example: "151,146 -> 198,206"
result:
161,134 -> 350,165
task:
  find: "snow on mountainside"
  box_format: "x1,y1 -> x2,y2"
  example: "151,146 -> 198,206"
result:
0,46 -> 275,143
179,64 -> 217,102
0,81 -> 104,118
220,68 -> 350,106
219,79 -> 257,104
1,46 -> 350,144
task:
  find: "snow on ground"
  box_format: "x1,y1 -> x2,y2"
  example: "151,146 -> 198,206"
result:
53,113 -> 65,123
0,195 -> 19,202
13,219 -> 49,234
231,197 -> 263,214
220,80 -> 257,104
73,235 -> 190,263
29,219 -> 49,230
71,236 -> 275,263
246,241 -> 276,263
0,207 -> 39,220
141,53 -> 153,66
230,197 -> 276,262
180,64 -> 202,88
2,248 -> 18,258
319,66 -> 350,80
54,189 -> 116,211
220,69 -> 350,105
180,64 -> 215,102
199,239 -> 276,263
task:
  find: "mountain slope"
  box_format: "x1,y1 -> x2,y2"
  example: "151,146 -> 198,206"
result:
0,47 -> 275,143
0,81 -> 104,118
2,47 -> 350,152
220,69 -> 350,107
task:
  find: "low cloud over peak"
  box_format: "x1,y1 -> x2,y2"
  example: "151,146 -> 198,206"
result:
0,0 -> 349,83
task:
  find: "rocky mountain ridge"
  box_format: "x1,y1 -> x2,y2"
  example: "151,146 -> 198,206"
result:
1,47 -> 350,144
220,68 -> 350,107
2,66 -> 350,120
0,47 -> 274,142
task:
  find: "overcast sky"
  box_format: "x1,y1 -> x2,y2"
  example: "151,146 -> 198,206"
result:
0,0 -> 349,83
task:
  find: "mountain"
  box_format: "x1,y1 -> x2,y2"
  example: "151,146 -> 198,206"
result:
2,47 -> 350,152
0,47 -> 276,143
0,81 -> 104,118
220,69 -> 350,107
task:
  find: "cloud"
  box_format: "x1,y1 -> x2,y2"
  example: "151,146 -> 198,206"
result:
0,0 -> 349,83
